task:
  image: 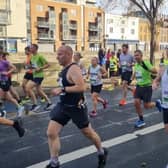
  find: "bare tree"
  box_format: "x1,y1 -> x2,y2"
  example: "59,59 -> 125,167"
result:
128,0 -> 165,63
100,0 -> 166,63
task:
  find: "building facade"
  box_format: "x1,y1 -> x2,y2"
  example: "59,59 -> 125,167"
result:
0,0 -> 27,52
159,18 -> 168,51
29,0 -> 104,52
105,14 -> 139,52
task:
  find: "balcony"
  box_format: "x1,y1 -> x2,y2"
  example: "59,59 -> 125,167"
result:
69,35 -> 77,40
38,33 -> 54,40
69,23 -> 77,30
36,21 -> 49,28
89,36 -> 99,41
0,10 -> 10,25
89,25 -> 99,31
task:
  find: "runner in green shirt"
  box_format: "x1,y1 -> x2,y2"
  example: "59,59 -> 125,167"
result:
26,44 -> 52,111
131,50 -> 158,128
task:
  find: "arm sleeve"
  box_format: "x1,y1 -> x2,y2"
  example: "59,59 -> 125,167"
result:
145,61 -> 153,70
39,55 -> 48,65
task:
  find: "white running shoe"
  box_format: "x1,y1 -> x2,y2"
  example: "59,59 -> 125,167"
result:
17,106 -> 25,117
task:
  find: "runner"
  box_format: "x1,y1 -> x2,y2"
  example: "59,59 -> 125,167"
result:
105,49 -> 112,76
2,52 -> 22,104
26,44 -> 52,111
87,57 -> 108,117
131,50 -> 158,128
22,46 -> 33,102
119,44 -> 135,106
46,46 -> 108,168
0,116 -> 25,137
109,51 -> 119,88
73,52 -> 87,77
153,55 -> 168,132
0,53 -> 24,117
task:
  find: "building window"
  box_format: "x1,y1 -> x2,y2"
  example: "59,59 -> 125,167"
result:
121,28 -> 125,33
107,19 -> 113,24
109,27 -> 113,33
36,5 -> 43,12
131,29 -> 135,34
71,9 -> 76,16
121,20 -> 125,24
132,21 -> 135,25
89,11 -> 94,17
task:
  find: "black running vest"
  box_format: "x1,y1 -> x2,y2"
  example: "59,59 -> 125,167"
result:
59,63 -> 84,105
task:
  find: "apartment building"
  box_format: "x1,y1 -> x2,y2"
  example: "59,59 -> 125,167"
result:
30,0 -> 104,52
159,18 -> 168,51
105,14 -> 139,52
0,0 -> 27,52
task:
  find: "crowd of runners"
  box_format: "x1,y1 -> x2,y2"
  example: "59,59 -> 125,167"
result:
0,43 -> 168,168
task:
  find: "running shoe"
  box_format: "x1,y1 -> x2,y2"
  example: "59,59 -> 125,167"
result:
30,104 -> 40,112
89,111 -> 97,117
44,103 -> 53,111
22,97 -> 31,104
103,100 -> 108,109
40,98 -> 46,103
119,99 -> 127,106
0,110 -> 6,118
98,148 -> 108,168
45,163 -> 60,168
155,99 -> 162,112
17,106 -> 25,117
134,120 -> 146,128
13,118 -> 25,137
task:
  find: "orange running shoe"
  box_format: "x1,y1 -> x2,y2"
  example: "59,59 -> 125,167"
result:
119,99 -> 127,106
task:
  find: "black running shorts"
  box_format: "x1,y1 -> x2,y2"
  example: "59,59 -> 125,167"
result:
33,77 -> 44,85
163,108 -> 168,124
121,71 -> 132,84
134,86 -> 152,103
0,80 -> 10,92
91,84 -> 102,94
50,102 -> 89,129
24,72 -> 33,81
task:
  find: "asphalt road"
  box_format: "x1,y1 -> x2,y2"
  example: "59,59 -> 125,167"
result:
0,88 -> 168,168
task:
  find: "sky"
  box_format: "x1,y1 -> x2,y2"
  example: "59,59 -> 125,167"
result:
96,0 -> 168,15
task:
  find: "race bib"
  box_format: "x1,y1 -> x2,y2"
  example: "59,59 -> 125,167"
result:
135,71 -> 143,82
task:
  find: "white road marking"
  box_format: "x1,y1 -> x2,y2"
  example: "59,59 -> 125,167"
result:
27,123 -> 164,168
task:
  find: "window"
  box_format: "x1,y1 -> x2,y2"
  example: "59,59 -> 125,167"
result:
107,19 -> 113,24
131,29 -> 135,34
132,21 -> 135,25
89,12 -> 94,17
109,27 -> 113,33
36,5 -> 43,12
121,28 -> 125,33
121,20 -> 125,24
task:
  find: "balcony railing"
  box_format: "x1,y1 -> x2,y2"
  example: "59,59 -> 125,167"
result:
89,25 -> 99,31
38,33 -> 54,40
37,21 -> 49,28
0,10 -> 10,25
89,36 -> 99,41
69,35 -> 77,40
69,24 -> 77,30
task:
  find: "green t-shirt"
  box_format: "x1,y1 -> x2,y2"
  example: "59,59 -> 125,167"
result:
134,61 -> 153,86
31,54 -> 48,78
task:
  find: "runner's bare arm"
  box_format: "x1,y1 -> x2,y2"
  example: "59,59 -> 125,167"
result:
130,71 -> 135,81
152,71 -> 161,89
66,65 -> 86,93
150,67 -> 157,74
100,66 -> 107,78
8,62 -> 16,74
